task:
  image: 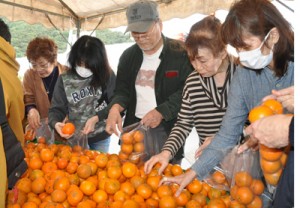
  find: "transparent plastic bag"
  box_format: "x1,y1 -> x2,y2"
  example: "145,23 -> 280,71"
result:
203,147 -> 237,191
66,131 -> 89,151
25,118 -> 54,144
230,149 -> 266,206
119,122 -> 150,165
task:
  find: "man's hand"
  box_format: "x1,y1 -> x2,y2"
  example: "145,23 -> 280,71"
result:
243,114 -> 293,149
141,109 -> 163,128
105,104 -> 124,136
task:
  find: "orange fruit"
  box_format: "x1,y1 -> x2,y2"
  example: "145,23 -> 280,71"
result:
174,190 -> 190,206
121,144 -> 133,155
80,180 -> 96,195
77,164 -> 92,179
260,144 -> 283,161
212,171 -> 226,184
121,132 -> 134,144
51,189 -> 67,203
191,193 -> 207,206
260,159 -> 282,174
250,179 -> 264,195
207,198 -> 226,208
264,169 -> 282,186
159,196 -> 177,208
208,188 -> 222,200
262,99 -> 283,114
247,195 -> 263,208
21,202 -> 38,208
107,166 -> 122,179
53,176 -> 70,191
122,162 -> 137,178
40,149 -> 54,162
31,177 -> 46,194
57,157 -> 68,169
95,153 -> 108,168
146,175 -> 161,191
187,179 -> 202,194
67,187 -> 84,206
234,171 -> 253,187
236,186 -> 254,205
123,199 -> 139,208
157,185 -> 172,198
62,122 -> 76,135
38,136 -> 46,144
92,189 -> 108,203
130,175 -> 145,189
136,183 -> 153,199
145,198 -> 159,208
248,105 -> 274,123
29,157 -> 43,170
133,130 -> 144,142
133,142 -> 145,153
16,178 -> 31,193
104,178 -> 121,195
185,199 -> 201,208
121,181 -> 135,196
171,164 -> 183,176
66,162 -> 78,174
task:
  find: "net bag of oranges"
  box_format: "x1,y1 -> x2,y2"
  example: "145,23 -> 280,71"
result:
248,99 -> 291,193
119,122 -> 153,166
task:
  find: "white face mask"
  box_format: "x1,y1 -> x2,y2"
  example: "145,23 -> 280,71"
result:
238,31 -> 273,70
76,65 -> 93,78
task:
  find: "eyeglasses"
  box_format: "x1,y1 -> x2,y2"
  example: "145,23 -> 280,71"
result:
29,62 -> 50,71
131,21 -> 157,40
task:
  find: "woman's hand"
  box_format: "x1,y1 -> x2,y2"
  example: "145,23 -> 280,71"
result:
144,151 -> 172,175
27,108 -> 41,129
55,122 -> 73,139
160,169 -> 197,197
194,136 -> 214,159
82,115 -> 99,134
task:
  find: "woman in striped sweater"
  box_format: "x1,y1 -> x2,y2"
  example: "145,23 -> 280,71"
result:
144,15 -> 237,174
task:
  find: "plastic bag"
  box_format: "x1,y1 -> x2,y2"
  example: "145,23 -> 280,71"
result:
25,118 -> 54,144
119,122 -> 151,165
230,149 -> 266,206
203,146 -> 237,191
66,131 -> 89,151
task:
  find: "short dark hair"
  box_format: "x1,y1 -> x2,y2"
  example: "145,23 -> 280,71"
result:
0,18 -> 11,43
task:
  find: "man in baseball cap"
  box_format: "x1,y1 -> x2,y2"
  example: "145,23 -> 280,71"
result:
105,0 -> 193,166
125,0 -> 159,33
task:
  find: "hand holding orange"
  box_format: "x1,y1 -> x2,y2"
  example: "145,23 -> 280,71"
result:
62,122 -> 76,135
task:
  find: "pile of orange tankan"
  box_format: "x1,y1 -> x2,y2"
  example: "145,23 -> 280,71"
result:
8,102 -> 290,208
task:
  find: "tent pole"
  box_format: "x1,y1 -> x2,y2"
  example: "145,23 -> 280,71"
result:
76,20 -> 81,38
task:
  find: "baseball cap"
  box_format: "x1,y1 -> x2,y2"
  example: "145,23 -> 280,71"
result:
125,0 -> 159,33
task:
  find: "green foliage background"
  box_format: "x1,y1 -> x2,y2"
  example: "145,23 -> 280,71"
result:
3,18 -> 132,58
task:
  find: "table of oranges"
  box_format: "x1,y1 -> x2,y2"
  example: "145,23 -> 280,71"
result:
9,98 -> 292,208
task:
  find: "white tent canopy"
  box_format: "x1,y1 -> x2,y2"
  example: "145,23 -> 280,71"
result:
0,0 -> 236,33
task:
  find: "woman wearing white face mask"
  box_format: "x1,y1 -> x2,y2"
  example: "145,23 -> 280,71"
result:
158,0 -> 294,206
49,35 -> 116,152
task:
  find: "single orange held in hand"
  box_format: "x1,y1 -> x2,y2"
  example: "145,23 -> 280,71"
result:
62,122 -> 76,135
